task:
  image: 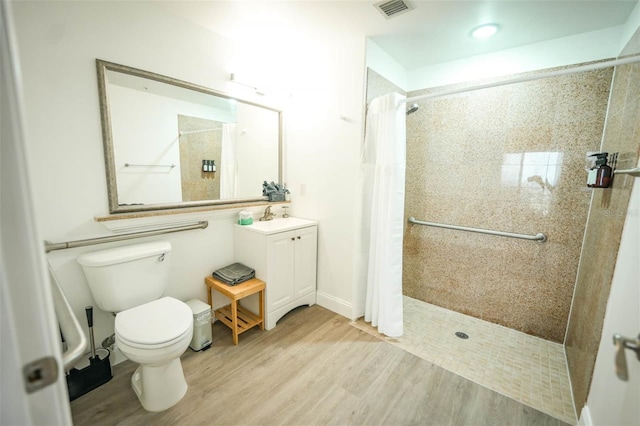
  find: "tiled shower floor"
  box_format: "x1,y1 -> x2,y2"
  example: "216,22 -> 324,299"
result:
351,296 -> 576,425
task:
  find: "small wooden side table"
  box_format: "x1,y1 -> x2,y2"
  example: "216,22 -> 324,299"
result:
204,276 -> 265,345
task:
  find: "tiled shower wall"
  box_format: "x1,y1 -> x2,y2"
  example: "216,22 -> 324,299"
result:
565,32 -> 640,413
403,65 -> 613,343
178,115 -> 222,201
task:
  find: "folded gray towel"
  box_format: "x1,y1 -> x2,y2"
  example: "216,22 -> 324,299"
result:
213,263 -> 255,286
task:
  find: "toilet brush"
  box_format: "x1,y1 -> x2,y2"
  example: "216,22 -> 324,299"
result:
65,306 -> 113,401
86,306 -> 96,360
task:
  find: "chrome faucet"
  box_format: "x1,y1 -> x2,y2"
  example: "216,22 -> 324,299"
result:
259,206 -> 275,221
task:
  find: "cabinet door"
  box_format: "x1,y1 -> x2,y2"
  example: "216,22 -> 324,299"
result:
294,226 -> 317,297
266,231 -> 295,311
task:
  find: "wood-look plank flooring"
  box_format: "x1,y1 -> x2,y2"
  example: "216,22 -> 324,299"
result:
70,305 -> 569,426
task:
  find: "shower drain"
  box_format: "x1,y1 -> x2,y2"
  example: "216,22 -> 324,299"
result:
455,331 -> 469,339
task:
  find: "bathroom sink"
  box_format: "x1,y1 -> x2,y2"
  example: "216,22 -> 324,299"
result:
238,217 -> 317,235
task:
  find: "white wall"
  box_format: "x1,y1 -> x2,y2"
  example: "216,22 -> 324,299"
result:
277,29 -> 367,319
365,38 -> 407,91
236,103 -> 279,197
619,0 -> 640,53
12,0 -> 367,358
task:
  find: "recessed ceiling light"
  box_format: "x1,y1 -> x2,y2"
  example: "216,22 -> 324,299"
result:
471,24 -> 499,39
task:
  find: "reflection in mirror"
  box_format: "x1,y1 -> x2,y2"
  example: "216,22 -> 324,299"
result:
178,116 -> 225,202
96,59 -> 281,214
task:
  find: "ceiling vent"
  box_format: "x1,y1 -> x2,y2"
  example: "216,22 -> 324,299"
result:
374,0 -> 414,19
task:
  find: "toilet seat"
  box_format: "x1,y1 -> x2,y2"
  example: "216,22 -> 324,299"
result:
115,296 -> 193,349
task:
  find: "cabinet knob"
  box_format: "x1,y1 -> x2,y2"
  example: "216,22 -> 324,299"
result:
291,237 -> 295,241
297,236 -> 301,239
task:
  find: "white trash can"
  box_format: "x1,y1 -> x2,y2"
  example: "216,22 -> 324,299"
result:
185,299 -> 212,351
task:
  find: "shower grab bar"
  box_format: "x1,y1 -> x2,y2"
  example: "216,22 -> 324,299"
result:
124,163 -> 176,168
44,220 -> 209,252
408,217 -> 547,243
614,167 -> 640,177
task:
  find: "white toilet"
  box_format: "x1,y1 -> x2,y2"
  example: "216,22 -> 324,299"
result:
77,241 -> 193,412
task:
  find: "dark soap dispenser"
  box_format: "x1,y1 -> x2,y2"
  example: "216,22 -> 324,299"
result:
588,152 -> 612,188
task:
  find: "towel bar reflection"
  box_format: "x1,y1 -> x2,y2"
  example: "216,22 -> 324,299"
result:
124,163 -> 176,168
408,217 -> 547,243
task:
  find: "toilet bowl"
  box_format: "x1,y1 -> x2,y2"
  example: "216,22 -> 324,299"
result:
115,296 -> 193,412
77,241 -> 195,412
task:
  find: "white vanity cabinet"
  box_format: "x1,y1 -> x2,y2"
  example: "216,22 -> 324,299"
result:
234,217 -> 318,330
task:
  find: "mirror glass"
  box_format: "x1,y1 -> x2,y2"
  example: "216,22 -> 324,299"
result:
97,60 -> 281,213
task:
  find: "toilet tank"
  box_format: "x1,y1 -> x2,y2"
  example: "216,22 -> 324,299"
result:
77,241 -> 172,312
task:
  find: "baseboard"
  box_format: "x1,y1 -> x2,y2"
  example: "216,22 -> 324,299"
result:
578,405 -> 592,426
351,302 -> 365,320
316,291 -> 353,319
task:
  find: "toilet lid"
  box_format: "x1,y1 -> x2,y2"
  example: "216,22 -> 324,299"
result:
115,297 -> 192,346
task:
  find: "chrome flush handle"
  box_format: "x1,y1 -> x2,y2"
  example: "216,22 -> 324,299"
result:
613,333 -> 640,381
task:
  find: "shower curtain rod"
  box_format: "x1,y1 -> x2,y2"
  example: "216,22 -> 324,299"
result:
408,217 -> 547,243
400,55 -> 640,104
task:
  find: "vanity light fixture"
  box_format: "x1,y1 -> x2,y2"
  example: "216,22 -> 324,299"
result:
230,73 -> 265,96
471,23 -> 499,39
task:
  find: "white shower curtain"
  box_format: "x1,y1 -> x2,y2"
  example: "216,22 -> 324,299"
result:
220,123 -> 238,199
361,92 -> 406,337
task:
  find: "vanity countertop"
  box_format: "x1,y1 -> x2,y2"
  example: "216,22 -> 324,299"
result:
237,217 -> 317,235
